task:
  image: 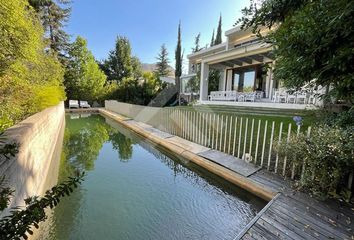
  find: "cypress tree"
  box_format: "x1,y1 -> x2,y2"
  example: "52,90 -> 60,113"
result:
155,44 -> 170,77
215,15 -> 222,45
210,29 -> 215,47
192,33 -> 201,53
175,22 -> 182,99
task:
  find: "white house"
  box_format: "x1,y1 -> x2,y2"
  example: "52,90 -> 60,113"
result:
186,26 -> 321,109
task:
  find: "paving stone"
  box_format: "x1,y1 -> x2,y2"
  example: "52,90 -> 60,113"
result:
198,149 -> 261,177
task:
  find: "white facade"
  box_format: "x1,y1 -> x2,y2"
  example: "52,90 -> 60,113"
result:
187,26 -> 274,102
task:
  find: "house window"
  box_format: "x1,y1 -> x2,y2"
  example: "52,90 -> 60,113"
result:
233,67 -> 256,92
243,71 -> 255,92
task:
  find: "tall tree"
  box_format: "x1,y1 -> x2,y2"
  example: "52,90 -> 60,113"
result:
64,36 -> 106,102
104,36 -> 133,82
192,33 -> 201,53
131,56 -> 142,79
208,15 -> 223,94
237,0 -> 354,103
210,29 -> 215,47
28,0 -> 70,59
175,22 -> 182,101
155,44 -> 170,77
214,15 -> 223,45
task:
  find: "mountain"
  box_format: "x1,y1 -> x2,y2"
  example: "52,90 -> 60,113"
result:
141,63 -> 175,77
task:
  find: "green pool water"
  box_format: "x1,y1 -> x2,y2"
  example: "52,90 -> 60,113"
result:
37,114 -> 266,240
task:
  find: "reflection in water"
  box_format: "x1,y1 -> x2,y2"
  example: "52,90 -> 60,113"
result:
36,114 -> 266,240
109,131 -> 133,162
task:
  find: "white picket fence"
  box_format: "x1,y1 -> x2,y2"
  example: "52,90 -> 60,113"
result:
147,108 -> 313,180
105,101 -> 353,189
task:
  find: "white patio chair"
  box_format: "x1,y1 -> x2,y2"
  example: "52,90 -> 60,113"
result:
237,93 -> 245,102
69,100 -> 79,109
287,94 -> 296,103
296,94 -> 307,104
307,94 -> 317,105
208,92 -> 215,101
244,92 -> 256,102
273,91 -> 279,102
79,100 -> 91,108
278,93 -> 287,103
255,91 -> 263,100
227,91 -> 237,101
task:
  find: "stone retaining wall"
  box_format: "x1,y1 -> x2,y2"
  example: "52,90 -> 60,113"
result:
105,100 -> 161,123
0,102 -> 65,216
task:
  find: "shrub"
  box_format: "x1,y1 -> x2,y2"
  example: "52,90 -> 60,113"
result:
0,0 -> 66,132
276,124 -> 354,200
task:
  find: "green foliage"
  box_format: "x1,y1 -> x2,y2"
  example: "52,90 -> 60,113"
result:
324,107 -> 354,128
210,29 -> 215,47
192,33 -> 201,53
0,172 -> 84,240
155,44 -> 170,77
103,36 -> 135,82
131,56 -> 143,79
110,131 -> 133,161
276,125 -> 354,200
186,74 -> 200,93
0,0 -> 42,74
214,15 -> 222,45
238,0 -> 354,103
112,72 -> 164,105
0,0 -> 65,132
208,70 -> 220,93
64,115 -> 110,171
175,22 -> 182,93
64,36 -> 107,102
101,80 -> 119,101
0,178 -> 13,213
29,0 -> 71,59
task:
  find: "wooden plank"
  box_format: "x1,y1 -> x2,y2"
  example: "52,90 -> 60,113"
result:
236,194 -> 281,240
242,227 -> 267,240
265,208 -> 323,240
284,191 -> 354,222
277,194 -> 354,235
252,223 -> 281,239
256,217 -> 296,239
272,199 -> 350,239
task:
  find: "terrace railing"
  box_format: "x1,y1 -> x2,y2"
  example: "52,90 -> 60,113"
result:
105,101 -> 353,190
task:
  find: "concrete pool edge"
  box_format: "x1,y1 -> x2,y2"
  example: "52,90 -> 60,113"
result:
97,108 -> 276,202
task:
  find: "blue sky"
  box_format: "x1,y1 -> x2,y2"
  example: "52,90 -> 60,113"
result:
66,0 -> 249,72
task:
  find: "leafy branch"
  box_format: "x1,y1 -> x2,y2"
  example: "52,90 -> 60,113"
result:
0,171 -> 85,240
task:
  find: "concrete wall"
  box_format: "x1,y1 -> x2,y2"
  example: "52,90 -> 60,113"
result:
105,100 -> 161,124
0,102 -> 65,216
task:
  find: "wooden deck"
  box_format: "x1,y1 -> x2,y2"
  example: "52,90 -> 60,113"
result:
238,170 -> 354,240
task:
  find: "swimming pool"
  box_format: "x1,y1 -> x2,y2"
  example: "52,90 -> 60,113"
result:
36,114 -> 266,240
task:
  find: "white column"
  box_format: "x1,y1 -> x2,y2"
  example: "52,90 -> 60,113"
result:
269,79 -> 274,100
265,66 -> 273,98
218,70 -> 225,91
200,62 -> 209,101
